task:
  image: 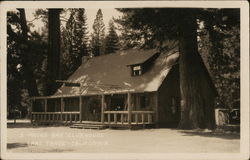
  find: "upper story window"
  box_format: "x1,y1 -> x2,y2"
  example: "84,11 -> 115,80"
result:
132,65 -> 142,76
128,52 -> 160,77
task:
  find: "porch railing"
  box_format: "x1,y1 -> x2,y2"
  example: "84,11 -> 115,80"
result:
103,110 -> 154,125
31,112 -> 80,123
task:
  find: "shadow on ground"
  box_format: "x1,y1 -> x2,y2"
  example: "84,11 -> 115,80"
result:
7,122 -> 69,128
7,143 -> 74,152
7,143 -> 28,149
179,130 -> 240,140
47,149 -> 74,152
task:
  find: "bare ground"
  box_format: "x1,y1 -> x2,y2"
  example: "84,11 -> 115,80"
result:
7,120 -> 240,153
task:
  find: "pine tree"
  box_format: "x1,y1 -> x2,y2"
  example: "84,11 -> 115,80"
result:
61,8 -> 89,79
91,9 -> 105,56
116,8 -> 218,129
104,20 -> 120,54
116,8 -> 240,129
199,9 -> 240,109
115,15 -> 148,49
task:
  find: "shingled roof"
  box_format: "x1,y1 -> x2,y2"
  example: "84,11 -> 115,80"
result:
53,49 -> 179,97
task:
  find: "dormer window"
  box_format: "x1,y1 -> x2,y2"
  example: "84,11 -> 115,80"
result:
132,65 -> 142,76
127,51 -> 160,77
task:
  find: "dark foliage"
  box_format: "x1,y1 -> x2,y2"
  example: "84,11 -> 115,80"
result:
7,9 -> 47,117
116,8 -> 240,129
90,9 -> 105,56
61,8 -> 89,79
199,9 -> 240,109
104,20 -> 120,54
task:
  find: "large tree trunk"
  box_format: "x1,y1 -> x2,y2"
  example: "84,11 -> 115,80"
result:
178,9 -> 216,129
46,9 -> 62,95
18,9 -> 39,97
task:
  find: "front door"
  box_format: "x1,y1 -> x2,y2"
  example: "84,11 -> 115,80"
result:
81,96 -> 101,121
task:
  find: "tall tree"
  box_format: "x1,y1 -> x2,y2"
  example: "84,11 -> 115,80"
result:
61,8 -> 89,79
7,9 -> 47,118
199,9 -> 240,109
105,20 -> 120,54
46,9 -> 62,95
104,20 -> 120,54
91,9 -> 105,56
7,11 -> 22,117
7,9 -> 43,97
177,9 -> 216,129
17,9 -> 40,97
117,24 -> 144,50
116,8 -> 220,129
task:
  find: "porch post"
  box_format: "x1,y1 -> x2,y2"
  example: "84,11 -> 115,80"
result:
60,98 -> 64,121
155,92 -> 159,127
79,96 -> 82,122
101,94 -> 105,124
44,99 -> 47,112
128,92 -> 132,127
44,99 -> 48,121
30,99 -> 33,123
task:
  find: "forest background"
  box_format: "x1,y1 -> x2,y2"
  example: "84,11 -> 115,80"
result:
7,8 -> 240,127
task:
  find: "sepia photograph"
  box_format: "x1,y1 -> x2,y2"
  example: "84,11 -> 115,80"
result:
0,1 -> 249,160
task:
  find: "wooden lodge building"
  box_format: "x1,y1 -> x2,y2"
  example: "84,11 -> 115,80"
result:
30,47 -> 214,129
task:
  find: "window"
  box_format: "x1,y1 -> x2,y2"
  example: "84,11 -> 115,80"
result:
64,98 -> 79,112
171,97 -> 180,114
110,96 -> 125,111
132,65 -> 142,76
133,70 -> 142,76
171,97 -> 176,114
134,65 -> 141,70
47,99 -> 61,112
140,96 -> 146,108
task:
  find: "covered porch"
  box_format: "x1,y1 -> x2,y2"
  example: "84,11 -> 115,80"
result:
30,92 -> 157,128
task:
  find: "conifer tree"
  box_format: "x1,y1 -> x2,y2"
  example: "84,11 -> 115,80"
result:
199,9 -> 240,109
117,8 -> 217,129
116,8 -> 240,129
104,20 -> 120,54
61,8 -> 89,79
91,9 -> 105,56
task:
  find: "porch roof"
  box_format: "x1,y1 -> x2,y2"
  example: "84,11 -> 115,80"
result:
52,48 -> 179,97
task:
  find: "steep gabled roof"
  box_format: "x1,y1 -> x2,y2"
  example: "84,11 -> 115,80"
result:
125,49 -> 160,66
53,49 -> 179,96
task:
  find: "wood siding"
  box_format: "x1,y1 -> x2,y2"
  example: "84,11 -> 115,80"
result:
157,64 -> 181,127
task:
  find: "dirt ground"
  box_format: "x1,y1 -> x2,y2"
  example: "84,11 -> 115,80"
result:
6,120 -> 240,153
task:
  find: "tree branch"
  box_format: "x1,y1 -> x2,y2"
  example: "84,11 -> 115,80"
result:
60,16 -> 68,21
26,15 -> 44,23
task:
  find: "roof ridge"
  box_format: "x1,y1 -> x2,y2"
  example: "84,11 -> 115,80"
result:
90,48 -> 158,59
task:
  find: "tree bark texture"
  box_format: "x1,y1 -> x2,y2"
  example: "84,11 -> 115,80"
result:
46,9 -> 62,95
177,9 -> 216,129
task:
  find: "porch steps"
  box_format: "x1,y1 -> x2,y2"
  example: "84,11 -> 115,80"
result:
70,123 -> 107,129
